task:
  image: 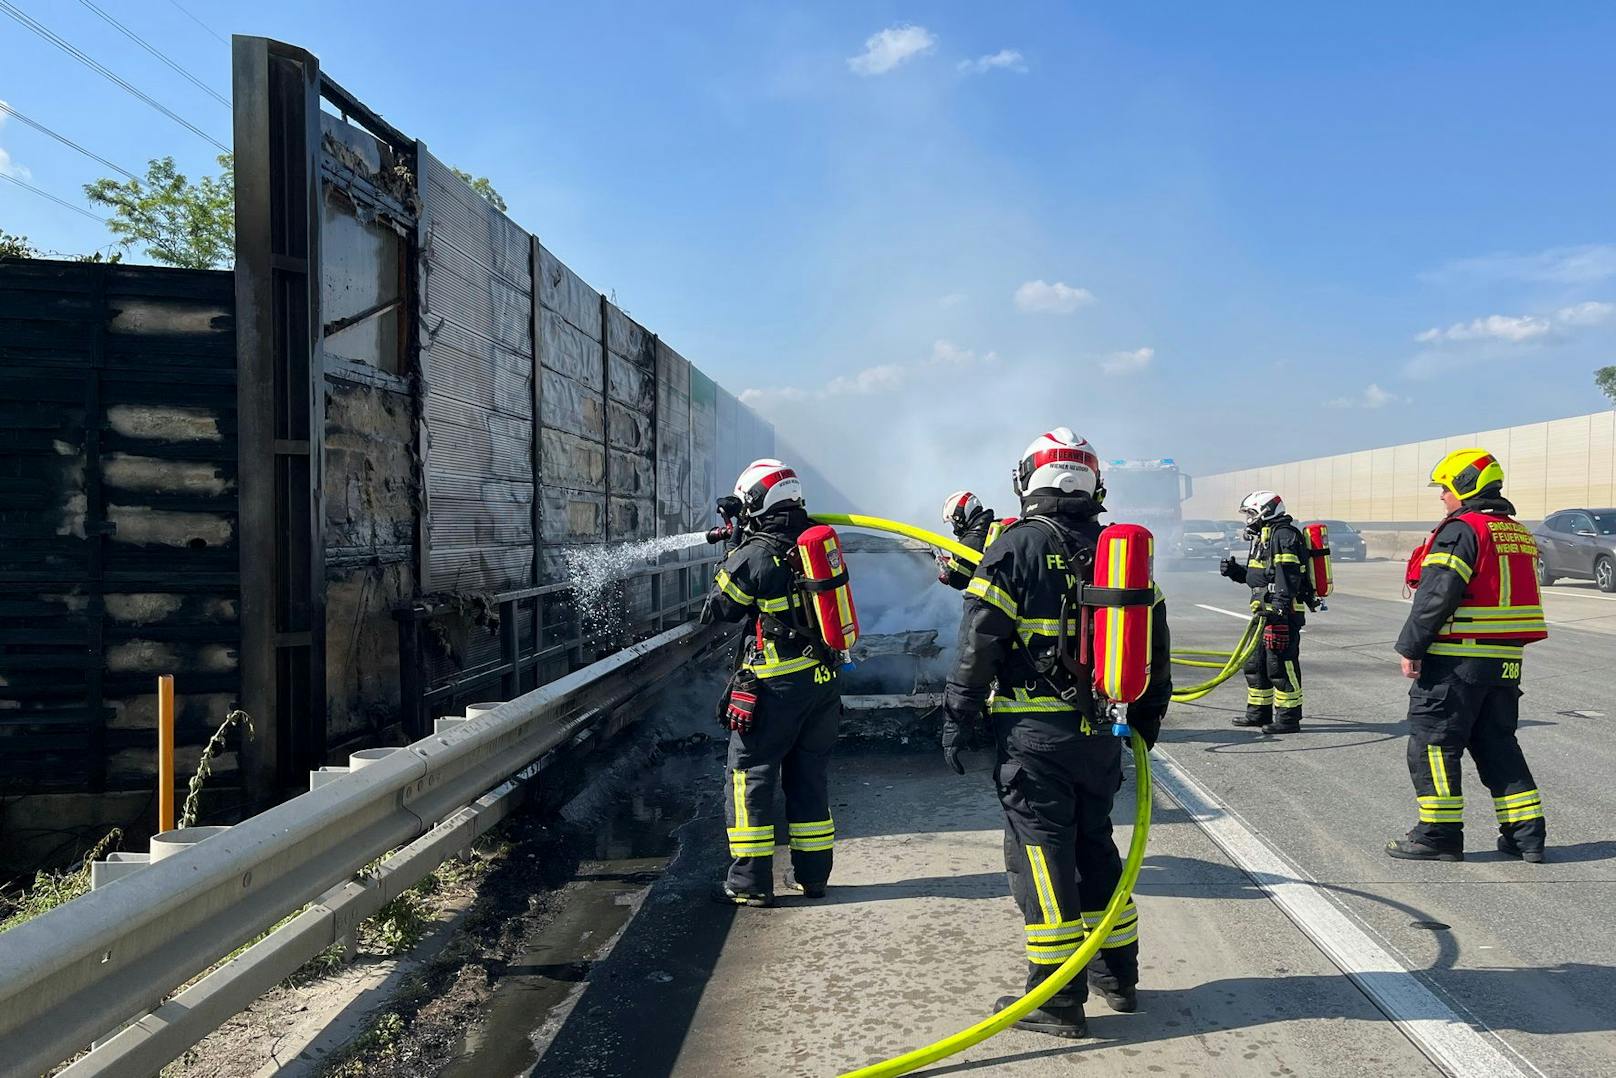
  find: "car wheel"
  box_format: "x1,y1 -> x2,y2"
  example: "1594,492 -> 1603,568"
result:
1598,556 -> 1616,593
1537,559 -> 1556,587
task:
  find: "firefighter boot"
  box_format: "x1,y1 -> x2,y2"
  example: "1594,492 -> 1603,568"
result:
1385,838 -> 1464,862
994,995 -> 1089,1039
712,882 -> 774,908
1497,834 -> 1545,863
1088,969 -> 1138,1014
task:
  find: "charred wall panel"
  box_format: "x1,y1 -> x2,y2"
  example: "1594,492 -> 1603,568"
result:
0,260 -> 238,819
655,340 -> 691,539
421,154 -> 534,594
688,367 -> 719,534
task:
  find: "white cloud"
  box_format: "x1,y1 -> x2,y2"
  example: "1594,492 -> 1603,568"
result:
741,339 -> 994,405
1415,314 -> 1553,345
1100,347 -> 1153,375
1422,244 -> 1616,286
0,100 -> 31,179
1328,383 -> 1405,409
1414,301 -> 1615,347
957,49 -> 1027,75
848,25 -> 936,76
928,339 -> 997,367
1014,279 -> 1095,314
938,291 -> 967,308
1556,300 -> 1615,327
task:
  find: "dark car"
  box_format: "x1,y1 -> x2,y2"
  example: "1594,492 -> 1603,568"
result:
1316,520 -> 1367,562
1534,509 -> 1616,592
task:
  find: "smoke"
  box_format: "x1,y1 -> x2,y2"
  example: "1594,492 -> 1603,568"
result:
752,350 -> 1176,526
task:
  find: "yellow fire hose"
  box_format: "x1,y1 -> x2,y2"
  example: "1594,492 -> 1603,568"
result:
811,513 -> 1152,1077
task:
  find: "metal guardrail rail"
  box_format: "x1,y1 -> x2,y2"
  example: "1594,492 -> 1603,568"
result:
0,620 -> 718,1078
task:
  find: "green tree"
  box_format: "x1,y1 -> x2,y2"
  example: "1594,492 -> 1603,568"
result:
0,229 -> 37,259
84,154 -> 234,269
450,167 -> 507,213
1597,366 -> 1616,405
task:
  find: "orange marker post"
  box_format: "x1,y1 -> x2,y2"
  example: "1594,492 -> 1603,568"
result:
158,674 -> 176,832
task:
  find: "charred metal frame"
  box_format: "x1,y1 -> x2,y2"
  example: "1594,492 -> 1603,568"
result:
235,39 -> 424,798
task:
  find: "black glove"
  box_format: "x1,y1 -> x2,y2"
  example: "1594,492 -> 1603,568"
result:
941,685 -> 989,775
1126,704 -> 1164,751
1219,556 -> 1246,583
715,495 -> 743,522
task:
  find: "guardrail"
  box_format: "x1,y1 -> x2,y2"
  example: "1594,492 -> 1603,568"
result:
0,620 -> 720,1078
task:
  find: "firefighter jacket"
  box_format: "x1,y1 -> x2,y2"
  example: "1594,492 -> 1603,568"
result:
1240,517 -> 1307,617
701,507 -> 836,683
1396,493 -> 1548,670
945,500 -> 1171,744
941,507 -> 997,590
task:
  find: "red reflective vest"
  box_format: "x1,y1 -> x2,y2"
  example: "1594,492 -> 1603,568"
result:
1423,510 -> 1548,659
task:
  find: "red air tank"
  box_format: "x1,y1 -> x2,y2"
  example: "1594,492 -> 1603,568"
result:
797,524 -> 859,652
1091,523 -> 1154,704
1304,522 -> 1333,599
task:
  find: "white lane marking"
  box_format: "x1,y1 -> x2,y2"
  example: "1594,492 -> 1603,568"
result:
1194,603 -> 1253,621
1542,587 -> 1616,603
1150,750 -> 1533,1078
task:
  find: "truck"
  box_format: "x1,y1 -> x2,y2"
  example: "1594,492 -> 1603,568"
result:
1101,458 -> 1197,560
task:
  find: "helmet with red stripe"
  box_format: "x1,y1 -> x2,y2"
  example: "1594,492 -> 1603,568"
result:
1238,489 -> 1286,526
734,458 -> 804,517
941,490 -> 983,533
1013,428 -> 1101,498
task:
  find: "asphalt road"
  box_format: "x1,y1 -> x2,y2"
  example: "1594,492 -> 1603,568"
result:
514,560 -> 1614,1078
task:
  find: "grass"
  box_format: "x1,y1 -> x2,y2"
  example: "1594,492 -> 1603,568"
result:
0,829 -> 122,934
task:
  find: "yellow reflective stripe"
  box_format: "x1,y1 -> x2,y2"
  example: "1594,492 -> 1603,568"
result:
788,818 -> 834,835
1493,790 -> 1543,823
1494,790 -> 1541,806
990,695 -> 1074,714
1497,806 -> 1544,823
747,654 -> 823,678
1285,660 -> 1300,688
714,569 -> 754,605
1499,553 -> 1512,609
1454,606 -> 1544,620
1247,688 -> 1274,704
1418,792 -> 1464,824
1427,746 -> 1452,799
1026,845 -> 1061,925
1015,618 -> 1079,637
1428,641 -> 1525,659
1024,919 -> 1087,943
732,770 -> 749,830
757,593 -> 801,613
1274,689 -> 1303,707
1101,535 -> 1126,700
790,836 -> 835,852
1272,553 -> 1302,565
965,576 -> 1018,618
1450,621 -> 1547,636
1421,552 -> 1473,581
1026,942 -> 1082,965
729,842 -> 775,856
1418,809 -> 1465,823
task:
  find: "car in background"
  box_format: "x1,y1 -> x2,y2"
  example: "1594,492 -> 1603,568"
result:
1181,519 -> 1231,560
1534,508 -> 1616,591
1315,520 -> 1367,562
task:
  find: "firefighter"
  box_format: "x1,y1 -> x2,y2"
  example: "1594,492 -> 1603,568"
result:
1219,490 -> 1307,734
937,491 -> 999,589
702,459 -> 842,906
941,428 -> 1171,1038
1387,449 -> 1548,863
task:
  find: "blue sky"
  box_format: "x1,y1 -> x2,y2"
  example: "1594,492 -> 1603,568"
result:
4,2 -> 1615,517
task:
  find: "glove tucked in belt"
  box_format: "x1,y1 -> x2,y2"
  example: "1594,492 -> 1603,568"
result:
1263,622 -> 1291,652
725,688 -> 759,733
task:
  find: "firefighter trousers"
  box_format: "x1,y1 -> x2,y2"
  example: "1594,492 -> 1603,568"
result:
723,667 -> 841,897
1245,613 -> 1303,724
1406,661 -> 1544,852
995,717 -> 1138,1007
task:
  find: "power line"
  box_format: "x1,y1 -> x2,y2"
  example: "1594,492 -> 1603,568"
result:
0,172 -> 108,223
77,0 -> 230,109
165,0 -> 227,47
0,1 -> 229,154
0,101 -> 137,180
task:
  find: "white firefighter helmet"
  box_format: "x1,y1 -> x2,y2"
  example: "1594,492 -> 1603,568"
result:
941,491 -> 982,532
1239,490 -> 1286,526
1013,428 -> 1101,498
734,458 -> 803,517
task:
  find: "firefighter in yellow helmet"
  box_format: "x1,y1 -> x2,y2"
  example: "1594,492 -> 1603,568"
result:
1388,449 -> 1548,862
